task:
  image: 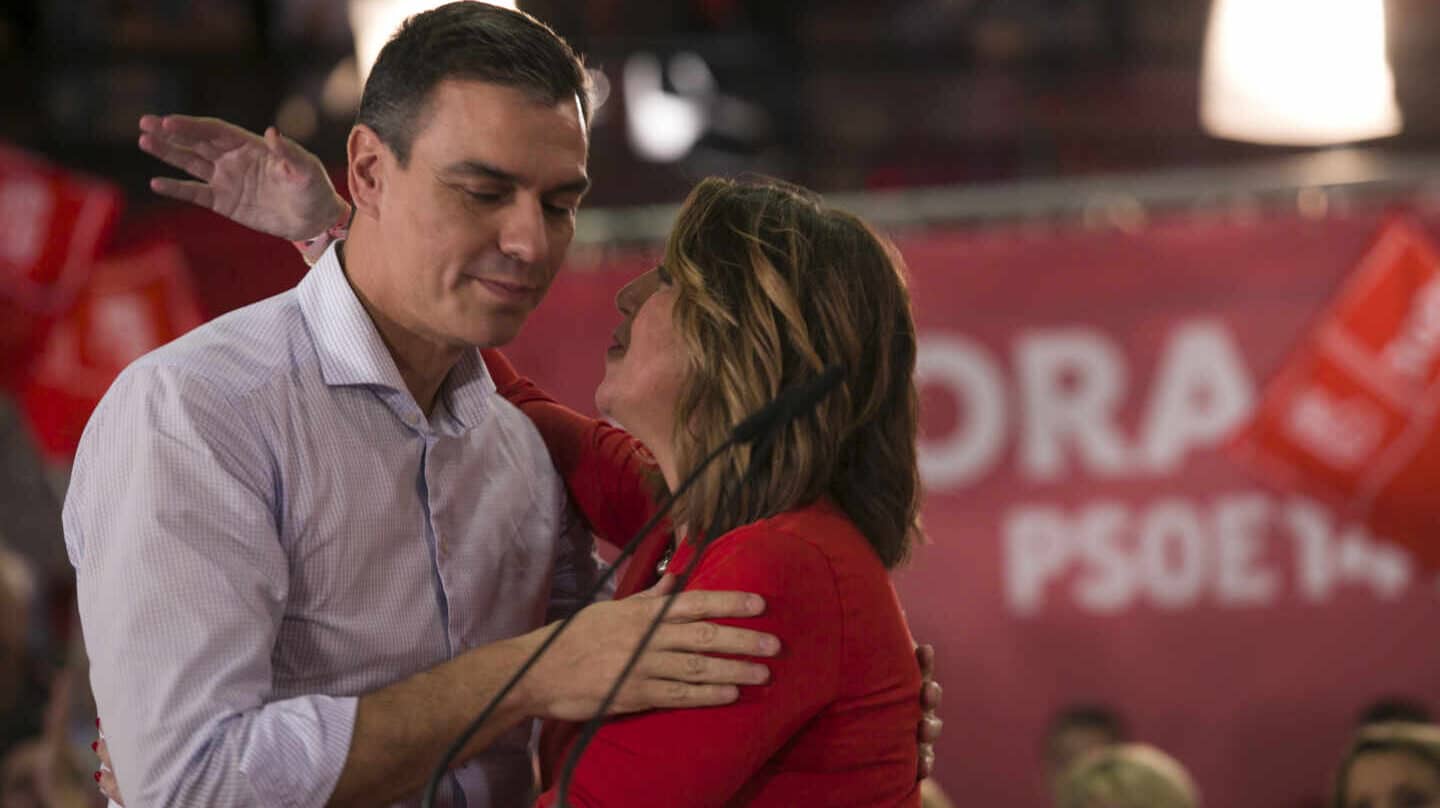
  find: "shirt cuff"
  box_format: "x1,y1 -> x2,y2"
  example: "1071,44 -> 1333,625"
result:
237,693 -> 358,808
293,203 -> 352,267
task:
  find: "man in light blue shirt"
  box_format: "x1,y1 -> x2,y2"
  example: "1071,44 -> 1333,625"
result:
64,5 -> 779,806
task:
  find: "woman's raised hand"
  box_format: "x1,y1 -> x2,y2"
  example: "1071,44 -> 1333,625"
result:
138,114 -> 348,241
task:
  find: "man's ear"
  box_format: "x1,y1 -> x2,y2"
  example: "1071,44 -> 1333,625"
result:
348,124 -> 390,222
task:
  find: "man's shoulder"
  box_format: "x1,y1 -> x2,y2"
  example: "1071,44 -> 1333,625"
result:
67,293 -> 305,533
126,288 -> 309,396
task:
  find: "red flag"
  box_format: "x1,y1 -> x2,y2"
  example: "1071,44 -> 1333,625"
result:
1232,216 -> 1440,569
0,144 -> 122,389
19,240 -> 203,461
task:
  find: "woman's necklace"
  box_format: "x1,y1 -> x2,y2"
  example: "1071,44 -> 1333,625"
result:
657,523 -> 684,576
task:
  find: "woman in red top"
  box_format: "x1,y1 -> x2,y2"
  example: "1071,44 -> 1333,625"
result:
478,176 -> 926,806
114,112 -> 933,805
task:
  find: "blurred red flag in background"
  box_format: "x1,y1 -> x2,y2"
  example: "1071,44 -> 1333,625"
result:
1232,216 -> 1440,569
18,240 -> 202,462
0,145 -> 122,391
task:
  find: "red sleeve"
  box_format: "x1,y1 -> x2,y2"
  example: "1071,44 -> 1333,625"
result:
480,349 -> 663,551
532,525 -> 846,808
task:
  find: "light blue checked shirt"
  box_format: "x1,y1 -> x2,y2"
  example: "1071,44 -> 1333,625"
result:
64,245 -> 597,808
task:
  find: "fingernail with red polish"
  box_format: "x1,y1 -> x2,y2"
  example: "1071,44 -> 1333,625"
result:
92,741 -> 98,752
94,771 -> 102,782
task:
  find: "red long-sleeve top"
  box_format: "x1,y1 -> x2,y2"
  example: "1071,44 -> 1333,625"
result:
483,350 -> 922,807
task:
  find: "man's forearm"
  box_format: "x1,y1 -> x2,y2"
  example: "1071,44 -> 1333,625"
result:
328,632 -> 542,806
330,580 -> 781,805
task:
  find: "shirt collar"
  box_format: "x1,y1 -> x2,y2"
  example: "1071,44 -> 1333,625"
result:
298,242 -> 408,392
297,242 -> 495,430
438,345 -> 496,430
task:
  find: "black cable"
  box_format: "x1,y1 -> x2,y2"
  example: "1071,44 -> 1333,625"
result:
420,364 -> 843,807
418,435 -> 740,808
553,365 -> 841,804
553,453 -> 756,804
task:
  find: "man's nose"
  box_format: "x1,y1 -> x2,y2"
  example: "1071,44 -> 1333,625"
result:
497,197 -> 548,266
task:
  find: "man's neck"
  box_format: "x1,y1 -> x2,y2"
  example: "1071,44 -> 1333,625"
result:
337,230 -> 462,415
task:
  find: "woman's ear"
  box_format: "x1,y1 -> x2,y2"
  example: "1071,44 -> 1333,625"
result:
347,124 -> 388,222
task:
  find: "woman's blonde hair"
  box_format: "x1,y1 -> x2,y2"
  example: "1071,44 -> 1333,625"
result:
662,176 -> 921,567
1333,721 -> 1440,808
1055,743 -> 1200,808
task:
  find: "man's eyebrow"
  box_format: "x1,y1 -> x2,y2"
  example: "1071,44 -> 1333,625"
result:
442,160 -> 590,196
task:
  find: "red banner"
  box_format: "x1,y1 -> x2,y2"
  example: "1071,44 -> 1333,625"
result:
1235,217 -> 1440,569
0,145 -> 122,389
503,210 -> 1440,808
21,240 -> 203,461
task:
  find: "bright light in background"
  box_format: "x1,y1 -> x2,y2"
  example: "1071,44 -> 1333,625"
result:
1201,0 -> 1401,145
276,94 -> 319,141
322,58 -> 364,117
623,52 -> 713,163
348,0 -> 517,86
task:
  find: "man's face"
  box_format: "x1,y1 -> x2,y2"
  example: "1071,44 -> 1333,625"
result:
1047,725 -> 1117,785
370,79 -> 589,349
1344,750 -> 1440,808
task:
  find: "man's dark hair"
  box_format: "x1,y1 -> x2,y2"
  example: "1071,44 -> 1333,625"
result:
1358,696 -> 1433,728
357,1 -> 589,165
1048,703 -> 1128,745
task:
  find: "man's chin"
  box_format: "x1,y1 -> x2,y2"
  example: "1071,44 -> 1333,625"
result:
457,316 -> 526,349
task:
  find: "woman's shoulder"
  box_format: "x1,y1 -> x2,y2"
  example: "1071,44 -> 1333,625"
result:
695,500 -> 883,582
756,499 -> 876,557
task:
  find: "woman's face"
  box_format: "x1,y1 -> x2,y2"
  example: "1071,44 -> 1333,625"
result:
1345,750 -> 1440,808
594,266 -> 687,471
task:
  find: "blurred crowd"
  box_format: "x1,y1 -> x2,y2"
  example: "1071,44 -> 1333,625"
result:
0,399 -> 93,808
1028,700 -> 1440,808
0,554 -> 91,808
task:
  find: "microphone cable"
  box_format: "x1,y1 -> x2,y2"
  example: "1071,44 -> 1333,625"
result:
553,446 -> 754,804
553,365 -> 843,804
420,364 -> 842,808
